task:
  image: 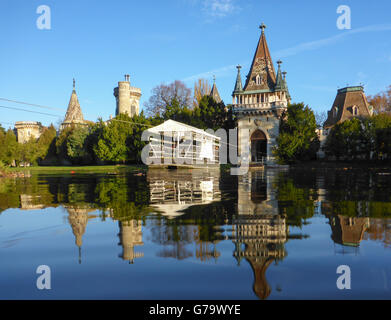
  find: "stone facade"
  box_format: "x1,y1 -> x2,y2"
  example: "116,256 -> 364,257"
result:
232,24 -> 290,166
14,121 -> 44,143
114,74 -> 141,117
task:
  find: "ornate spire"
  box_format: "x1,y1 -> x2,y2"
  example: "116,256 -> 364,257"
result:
210,75 -> 222,103
244,23 -> 276,91
259,22 -> 266,34
275,60 -> 284,91
233,65 -> 243,94
73,78 -> 76,92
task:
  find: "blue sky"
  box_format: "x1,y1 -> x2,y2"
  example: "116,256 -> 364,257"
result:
1,0 -> 391,128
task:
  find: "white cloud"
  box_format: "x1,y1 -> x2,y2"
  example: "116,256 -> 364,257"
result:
202,0 -> 238,17
182,64 -> 237,82
274,23 -> 391,59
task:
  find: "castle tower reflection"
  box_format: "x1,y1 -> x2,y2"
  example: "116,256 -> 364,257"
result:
232,170 -> 288,299
118,220 -> 144,263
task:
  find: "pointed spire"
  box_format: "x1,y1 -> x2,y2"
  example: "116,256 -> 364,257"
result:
275,60 -> 284,91
244,23 -> 276,91
233,65 -> 243,94
64,79 -> 84,123
210,75 -> 222,103
282,71 -> 291,101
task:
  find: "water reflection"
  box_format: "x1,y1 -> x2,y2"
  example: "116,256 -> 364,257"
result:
118,220 -> 144,263
148,169 -> 221,218
67,207 -> 96,264
1,167 -> 391,299
233,170 -> 288,299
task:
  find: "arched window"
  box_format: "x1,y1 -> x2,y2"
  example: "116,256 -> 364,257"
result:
256,75 -> 261,85
353,106 -> 359,116
333,107 -> 338,118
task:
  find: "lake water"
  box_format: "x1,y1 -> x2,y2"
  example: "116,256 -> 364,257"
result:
1,166 -> 391,300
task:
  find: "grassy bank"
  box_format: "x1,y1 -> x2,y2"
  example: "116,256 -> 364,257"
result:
8,165 -> 147,174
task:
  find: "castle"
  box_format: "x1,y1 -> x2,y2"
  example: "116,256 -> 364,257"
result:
13,75 -> 141,142
232,23 -> 290,166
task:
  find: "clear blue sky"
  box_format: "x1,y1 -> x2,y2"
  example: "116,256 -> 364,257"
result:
1,0 -> 391,128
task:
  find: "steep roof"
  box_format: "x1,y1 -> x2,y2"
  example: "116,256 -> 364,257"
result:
324,86 -> 372,128
147,119 -> 221,140
210,77 -> 222,103
243,24 -> 276,92
64,79 -> 84,123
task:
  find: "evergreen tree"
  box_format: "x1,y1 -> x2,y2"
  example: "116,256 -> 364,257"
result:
275,103 -> 319,163
93,113 -> 134,164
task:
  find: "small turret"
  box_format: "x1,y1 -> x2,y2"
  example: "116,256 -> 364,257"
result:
210,75 -> 222,103
274,60 -> 284,91
233,65 -> 243,94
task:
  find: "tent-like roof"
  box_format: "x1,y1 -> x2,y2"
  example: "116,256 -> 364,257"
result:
146,119 -> 221,140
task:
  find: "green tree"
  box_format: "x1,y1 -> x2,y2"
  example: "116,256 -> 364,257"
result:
36,124 -> 57,164
275,103 -> 319,163
56,126 -> 74,164
66,126 -> 92,164
93,114 -> 134,164
2,129 -> 19,166
127,112 -> 154,163
196,95 -> 227,130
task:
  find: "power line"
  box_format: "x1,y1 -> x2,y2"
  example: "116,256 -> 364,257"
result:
0,121 -> 15,126
108,118 -> 153,127
0,105 -> 62,118
0,97 -> 65,111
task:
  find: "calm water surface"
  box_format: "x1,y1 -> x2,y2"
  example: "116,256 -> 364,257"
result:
1,167 -> 391,300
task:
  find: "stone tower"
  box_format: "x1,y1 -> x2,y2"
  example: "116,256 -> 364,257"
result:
60,79 -> 87,132
232,23 -> 291,166
113,74 -> 141,117
14,121 -> 44,143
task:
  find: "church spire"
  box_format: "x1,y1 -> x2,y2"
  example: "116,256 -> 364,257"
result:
233,65 -> 243,94
210,75 -> 222,103
244,23 -> 276,92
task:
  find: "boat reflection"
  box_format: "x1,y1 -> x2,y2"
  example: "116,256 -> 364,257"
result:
147,169 -> 221,218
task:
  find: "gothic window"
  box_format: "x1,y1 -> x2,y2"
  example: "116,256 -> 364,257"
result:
353,106 -> 359,116
256,74 -> 262,85
333,107 -> 338,118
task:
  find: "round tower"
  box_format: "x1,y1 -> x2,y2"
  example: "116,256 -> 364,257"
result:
114,74 -> 141,117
